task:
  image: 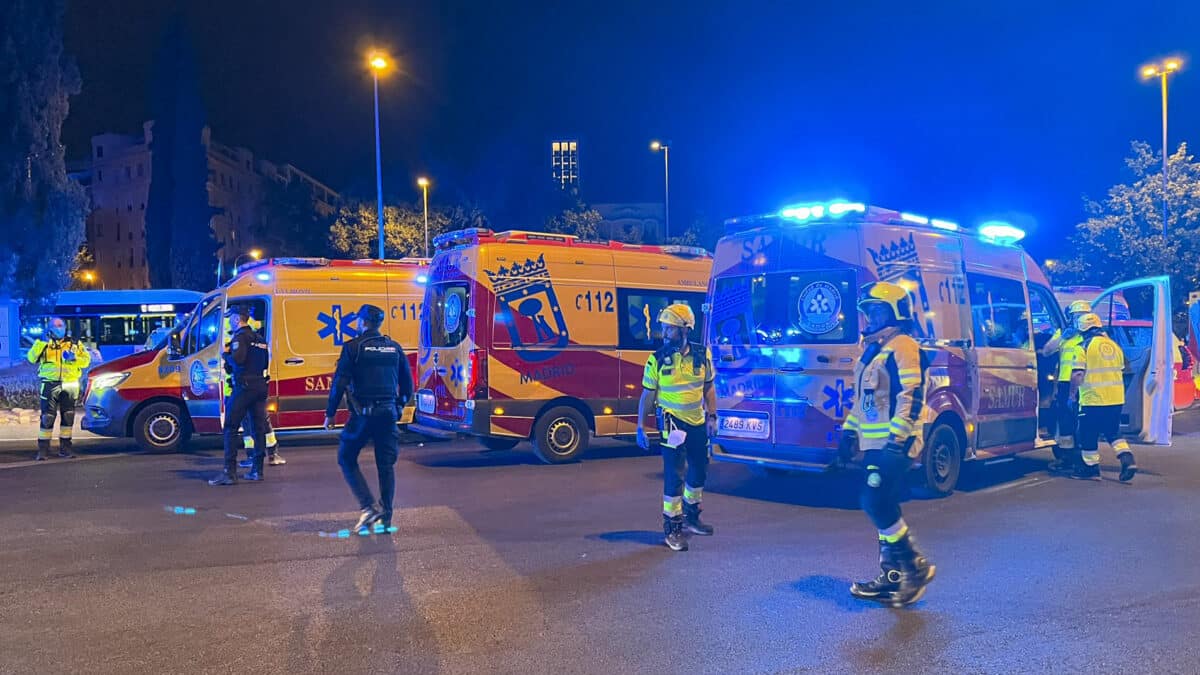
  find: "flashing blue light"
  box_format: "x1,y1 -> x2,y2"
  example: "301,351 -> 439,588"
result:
337,529 -> 351,538
979,221 -> 1026,244
780,205 -> 812,220
255,272 -> 272,282
827,201 -> 866,216
184,507 -> 196,515
386,526 -> 398,533
415,274 -> 429,284
900,212 -> 929,225
358,528 -> 370,536
930,219 -> 959,231
810,204 -> 825,218
173,506 -> 184,514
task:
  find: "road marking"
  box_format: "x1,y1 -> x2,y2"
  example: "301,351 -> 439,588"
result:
976,475 -> 1050,494
0,453 -> 133,471
224,513 -> 249,521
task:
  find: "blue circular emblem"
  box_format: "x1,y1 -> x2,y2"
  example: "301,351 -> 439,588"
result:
797,281 -> 842,335
444,293 -> 463,334
189,361 -> 207,397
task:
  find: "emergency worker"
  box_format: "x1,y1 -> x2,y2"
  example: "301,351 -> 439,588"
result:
1047,300 -> 1093,471
839,282 -> 935,608
1069,313 -> 1137,482
324,304 -> 413,534
27,318 -> 91,461
218,314 -> 285,468
209,305 -> 270,486
636,303 -> 717,552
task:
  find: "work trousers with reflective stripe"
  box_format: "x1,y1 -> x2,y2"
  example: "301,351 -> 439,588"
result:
861,440 -> 914,531
38,381 -> 78,449
1077,404 -> 1130,466
1053,382 -> 1078,447
662,414 -> 708,517
224,383 -> 268,472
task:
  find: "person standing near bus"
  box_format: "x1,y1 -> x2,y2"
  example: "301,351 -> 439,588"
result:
636,303 -> 717,552
1069,313 -> 1138,482
323,304 -> 413,534
1045,300 -> 1093,472
209,305 -> 270,486
27,318 -> 91,461
840,282 -> 935,607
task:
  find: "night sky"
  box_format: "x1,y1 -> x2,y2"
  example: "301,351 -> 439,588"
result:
62,0 -> 1200,259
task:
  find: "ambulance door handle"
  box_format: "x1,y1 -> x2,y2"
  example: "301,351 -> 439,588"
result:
720,355 -> 734,362
817,355 -> 831,364
284,358 -> 304,366
780,365 -> 804,373
207,359 -> 218,367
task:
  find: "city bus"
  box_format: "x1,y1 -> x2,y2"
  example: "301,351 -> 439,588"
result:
21,289 -> 203,363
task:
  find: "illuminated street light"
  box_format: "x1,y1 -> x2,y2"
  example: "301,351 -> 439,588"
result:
417,176 -> 431,258
650,140 -> 670,240
368,50 -> 394,259
1141,56 -> 1184,237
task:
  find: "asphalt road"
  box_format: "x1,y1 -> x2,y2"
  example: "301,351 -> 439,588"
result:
3,419 -> 1200,674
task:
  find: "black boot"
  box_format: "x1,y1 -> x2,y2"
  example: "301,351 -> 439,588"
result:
238,458 -> 253,469
683,502 -> 714,536
1070,462 -> 1101,481
242,455 -> 264,481
1048,445 -> 1073,473
35,439 -> 48,461
851,536 -> 936,607
1118,452 -> 1138,483
663,515 -> 688,552
58,438 -> 74,459
354,505 -> 383,533
208,468 -> 238,486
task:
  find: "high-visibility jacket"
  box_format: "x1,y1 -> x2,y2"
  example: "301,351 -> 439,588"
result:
843,329 -> 926,455
1057,331 -> 1085,382
27,338 -> 91,383
642,343 -> 713,427
1076,332 -> 1126,406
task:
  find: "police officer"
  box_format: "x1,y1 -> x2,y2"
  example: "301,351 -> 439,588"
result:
323,304 -> 413,534
636,303 -> 717,552
840,282 -> 935,608
1069,312 -> 1137,482
1045,300 -> 1093,472
27,318 -> 91,461
209,305 -> 270,486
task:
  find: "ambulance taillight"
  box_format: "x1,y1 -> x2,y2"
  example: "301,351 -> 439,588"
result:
467,349 -> 488,399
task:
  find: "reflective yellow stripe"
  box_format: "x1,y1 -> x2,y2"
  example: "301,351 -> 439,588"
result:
265,432 -> 277,447
1112,439 -> 1130,453
683,485 -> 703,504
888,423 -> 912,440
1081,451 -> 1101,466
38,429 -> 53,440
879,519 -> 909,543
60,428 -> 73,439
843,416 -> 860,431
243,436 -> 254,449
659,382 -> 702,393
663,496 -> 683,517
861,429 -> 890,439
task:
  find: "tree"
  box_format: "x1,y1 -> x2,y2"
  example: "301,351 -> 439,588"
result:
328,200 -> 464,259
144,15 -> 218,290
0,0 -> 87,306
254,178 -> 335,258
67,243 -> 96,290
1057,141 -> 1200,315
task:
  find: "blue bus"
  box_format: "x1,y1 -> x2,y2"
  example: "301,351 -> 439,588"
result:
21,289 -> 204,364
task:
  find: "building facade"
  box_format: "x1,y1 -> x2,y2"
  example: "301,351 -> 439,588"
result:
83,121 -> 338,289
551,139 -> 579,190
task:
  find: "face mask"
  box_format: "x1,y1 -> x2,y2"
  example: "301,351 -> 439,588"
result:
48,323 -> 66,340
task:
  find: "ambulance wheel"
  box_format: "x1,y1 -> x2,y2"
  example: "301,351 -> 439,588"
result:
133,402 -> 189,454
480,436 -> 520,451
531,406 -> 589,464
915,423 -> 962,498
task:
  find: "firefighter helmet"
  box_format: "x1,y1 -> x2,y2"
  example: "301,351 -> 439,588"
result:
858,282 -> 914,324
1067,300 -> 1092,315
658,304 -> 696,330
1076,312 -> 1103,332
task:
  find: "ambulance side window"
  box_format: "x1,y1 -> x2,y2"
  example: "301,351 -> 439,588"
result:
617,289 -> 706,349
1026,284 -> 1064,350
194,304 -> 223,353
967,274 -> 1028,349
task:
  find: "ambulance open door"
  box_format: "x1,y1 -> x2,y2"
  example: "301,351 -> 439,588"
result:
1092,276 -> 1172,445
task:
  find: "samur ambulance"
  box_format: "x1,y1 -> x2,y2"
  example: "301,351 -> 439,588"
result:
706,201 -> 1174,495
82,257 -> 429,452
411,228 -> 712,463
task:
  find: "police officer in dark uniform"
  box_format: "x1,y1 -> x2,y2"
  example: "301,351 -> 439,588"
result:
209,304 -> 270,486
324,304 -> 413,533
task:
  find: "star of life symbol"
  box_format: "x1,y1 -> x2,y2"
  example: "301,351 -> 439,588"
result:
822,378 -> 855,417
317,305 -> 359,346
449,359 -> 465,384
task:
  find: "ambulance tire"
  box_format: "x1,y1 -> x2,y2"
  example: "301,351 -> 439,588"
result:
133,402 -> 190,454
479,436 -> 521,451
531,406 -> 590,464
914,423 -> 962,498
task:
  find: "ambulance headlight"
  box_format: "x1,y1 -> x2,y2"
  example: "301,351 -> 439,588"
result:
90,372 -> 131,391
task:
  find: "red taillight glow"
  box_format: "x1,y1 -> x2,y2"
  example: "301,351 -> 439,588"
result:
467,349 -> 488,399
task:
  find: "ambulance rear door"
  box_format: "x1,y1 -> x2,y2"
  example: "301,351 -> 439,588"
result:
1092,276 -> 1172,444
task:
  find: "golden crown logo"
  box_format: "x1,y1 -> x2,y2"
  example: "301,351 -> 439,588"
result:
867,233 -> 920,280
485,254 -> 550,295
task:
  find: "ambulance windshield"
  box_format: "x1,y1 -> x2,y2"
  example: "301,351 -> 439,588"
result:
709,270 -> 858,346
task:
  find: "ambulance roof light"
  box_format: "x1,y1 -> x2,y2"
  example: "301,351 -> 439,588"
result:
269,257 -> 331,268
255,272 -> 272,282
660,245 -> 712,258
415,274 -> 429,284
900,212 -> 930,225
930,219 -> 960,231
978,221 -> 1026,244
779,199 -> 865,222
433,228 -> 495,249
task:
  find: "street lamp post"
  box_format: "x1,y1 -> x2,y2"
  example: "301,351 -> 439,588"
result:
369,52 -> 391,259
417,176 -> 430,258
650,141 -> 670,241
1141,57 -> 1183,238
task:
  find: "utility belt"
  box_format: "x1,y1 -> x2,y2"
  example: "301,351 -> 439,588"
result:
353,398 -> 397,417
232,376 -> 268,389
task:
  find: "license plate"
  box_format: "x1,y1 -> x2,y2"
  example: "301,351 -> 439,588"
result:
719,413 -> 769,439
417,391 -> 435,414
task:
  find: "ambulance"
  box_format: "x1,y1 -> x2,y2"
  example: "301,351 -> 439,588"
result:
81,257 -> 429,452
706,201 -> 1173,495
411,228 -> 712,463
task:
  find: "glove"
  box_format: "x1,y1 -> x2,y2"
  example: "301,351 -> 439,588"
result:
62,350 -> 76,362
636,426 -> 650,451
837,431 -> 858,464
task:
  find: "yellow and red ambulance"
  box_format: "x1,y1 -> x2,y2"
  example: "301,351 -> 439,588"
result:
706,202 -> 1174,495
411,228 -> 712,463
82,257 -> 428,452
